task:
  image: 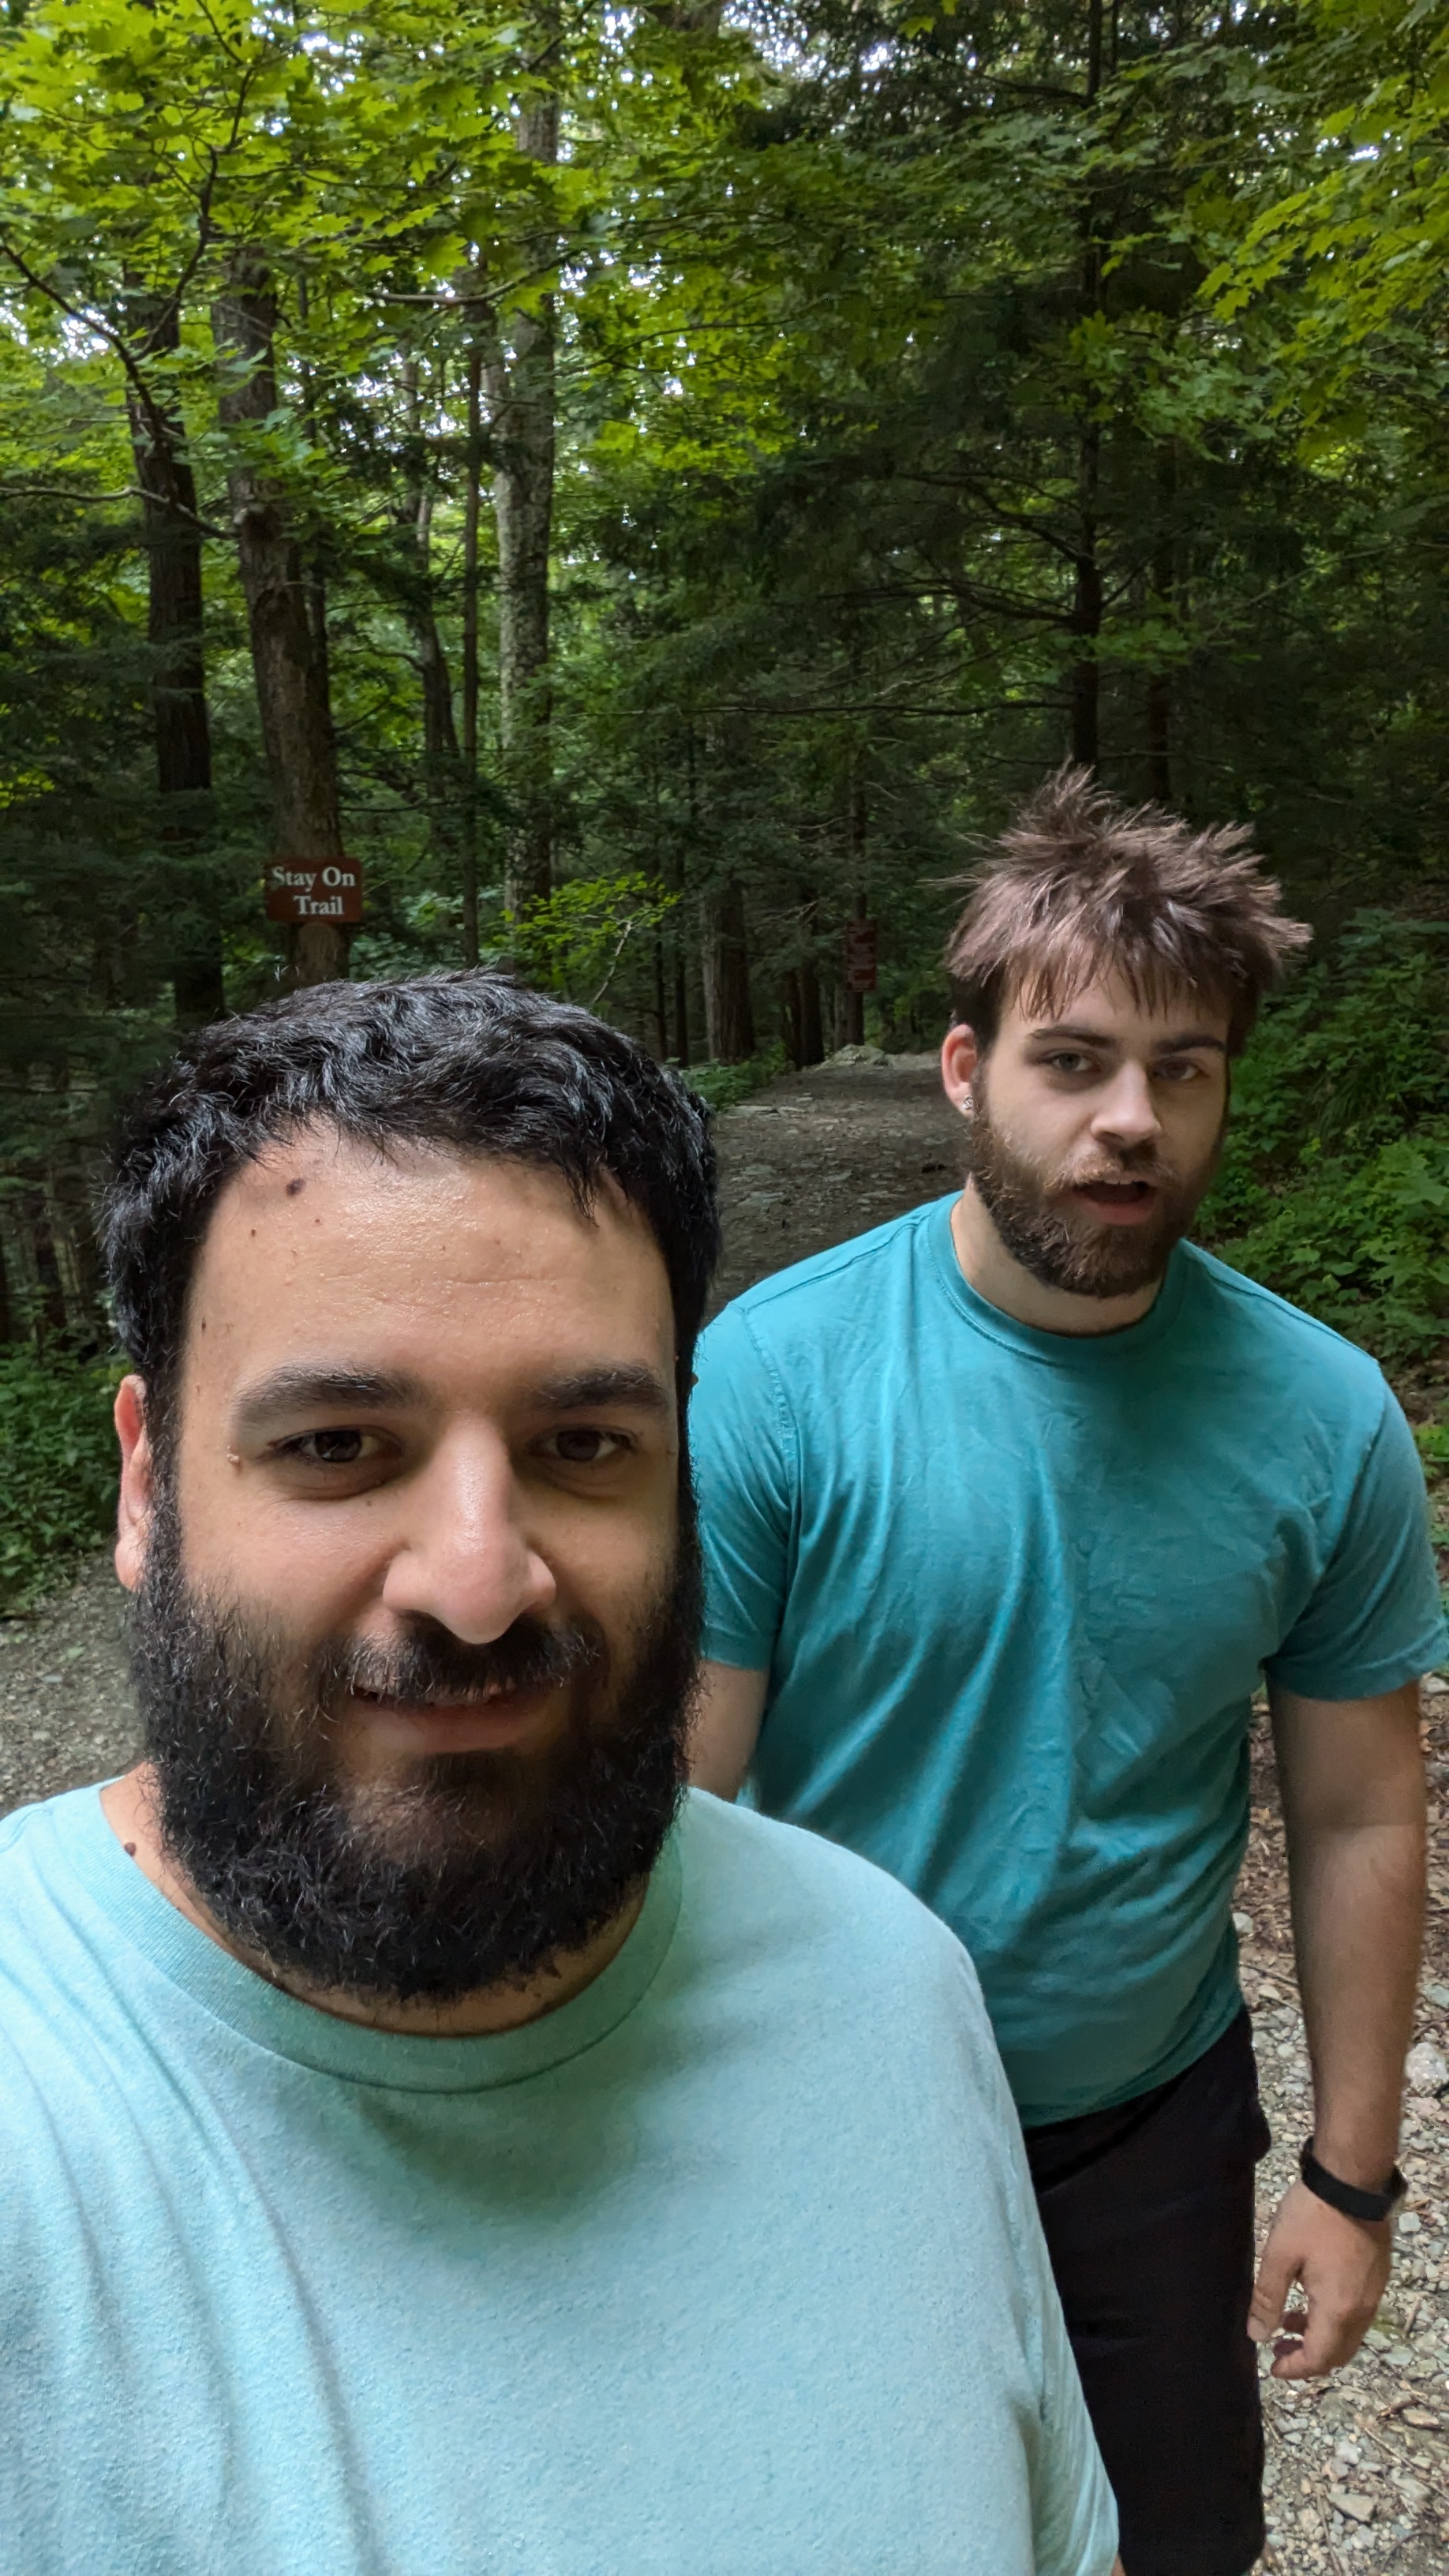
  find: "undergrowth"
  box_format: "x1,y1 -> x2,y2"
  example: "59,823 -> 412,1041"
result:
683,1047 -> 786,1115
0,1347 -> 123,1616
1204,914 -> 1449,1376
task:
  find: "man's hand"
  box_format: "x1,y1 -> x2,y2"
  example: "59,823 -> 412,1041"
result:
1249,2177 -> 1392,2379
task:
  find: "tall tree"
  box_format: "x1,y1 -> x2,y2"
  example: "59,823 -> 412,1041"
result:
214,256 -> 350,986
123,283 -> 225,1020
486,48 -> 560,915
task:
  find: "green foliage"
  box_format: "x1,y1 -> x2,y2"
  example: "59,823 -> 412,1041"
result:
507,876 -> 679,1011
1416,1422 -> 1449,1474
683,1050 -> 786,1116
0,1350 -> 122,1615
1214,1125 -> 1449,1365
1205,919 -> 1449,1363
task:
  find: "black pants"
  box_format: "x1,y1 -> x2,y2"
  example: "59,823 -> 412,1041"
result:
1024,2013 -> 1271,2576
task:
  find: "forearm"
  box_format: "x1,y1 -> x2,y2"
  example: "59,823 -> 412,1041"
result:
1286,1810 -> 1425,2185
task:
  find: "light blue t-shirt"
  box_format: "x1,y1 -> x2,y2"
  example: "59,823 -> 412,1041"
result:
0,1781 -> 1114,2576
692,1198 -> 1448,2126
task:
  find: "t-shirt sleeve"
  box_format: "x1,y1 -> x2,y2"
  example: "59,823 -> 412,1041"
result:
1025,2227 -> 1120,2576
1265,1385 -> 1448,1699
972,2006 -> 1117,2576
688,1301 -> 796,1672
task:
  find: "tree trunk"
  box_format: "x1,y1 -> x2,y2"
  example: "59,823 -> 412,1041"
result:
125,286 -> 225,1023
702,879 -> 754,1061
789,866 -> 825,1067
672,944 -> 691,1065
1070,421 -> 1102,772
399,361 -> 459,869
1146,674 -> 1170,804
213,255 -> 350,986
486,88 -> 557,916
797,949 -> 824,1065
460,326 -> 485,965
795,884 -> 825,1068
842,776 -> 868,1046
1146,447 -> 1176,804
1070,0 -> 1105,774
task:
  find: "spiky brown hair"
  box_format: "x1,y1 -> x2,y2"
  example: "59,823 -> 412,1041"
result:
945,767 -> 1311,1054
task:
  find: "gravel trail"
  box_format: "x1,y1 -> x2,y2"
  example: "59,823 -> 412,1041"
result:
2,1050 -> 1445,2570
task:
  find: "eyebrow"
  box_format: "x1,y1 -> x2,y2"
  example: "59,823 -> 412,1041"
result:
1030,1022 -> 1228,1056
531,1365 -> 672,1418
231,1359 -> 673,1435
234,1365 -> 429,1432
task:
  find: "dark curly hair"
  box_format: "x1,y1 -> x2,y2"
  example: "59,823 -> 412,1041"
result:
101,973 -> 720,1443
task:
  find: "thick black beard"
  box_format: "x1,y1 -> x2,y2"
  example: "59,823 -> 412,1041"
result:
129,1495 -> 700,2008
967,1082 -> 1219,1301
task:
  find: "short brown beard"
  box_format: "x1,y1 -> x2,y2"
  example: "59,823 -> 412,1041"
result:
966,1075 -> 1222,1301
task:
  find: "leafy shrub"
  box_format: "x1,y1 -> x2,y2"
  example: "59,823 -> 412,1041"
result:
507,876 -> 680,1011
0,1349 -> 122,1615
683,1049 -> 785,1114
1211,1125 -> 1449,1361
1204,915 -> 1449,1362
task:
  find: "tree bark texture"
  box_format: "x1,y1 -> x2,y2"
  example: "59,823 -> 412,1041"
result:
485,91 -> 558,916
702,878 -> 755,1062
460,325 -> 485,964
781,883 -> 825,1069
1070,0 -> 1106,774
213,256 -> 350,985
1146,450 -> 1176,804
399,362 -> 460,886
842,780 -> 868,1047
1069,419 -> 1102,773
671,942 -> 691,1065
124,287 -> 225,1022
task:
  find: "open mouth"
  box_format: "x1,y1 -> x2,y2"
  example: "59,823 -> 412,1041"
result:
1069,1178 -> 1162,1226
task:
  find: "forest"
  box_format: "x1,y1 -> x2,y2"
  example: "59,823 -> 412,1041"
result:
2,0 -> 1447,1607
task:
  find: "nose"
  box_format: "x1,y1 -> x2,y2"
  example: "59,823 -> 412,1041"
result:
378,1431 -> 556,1642
1091,1062 -> 1163,1155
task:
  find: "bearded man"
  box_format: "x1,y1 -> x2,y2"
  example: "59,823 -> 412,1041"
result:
689,773 -> 1447,2576
0,975 -> 1118,2576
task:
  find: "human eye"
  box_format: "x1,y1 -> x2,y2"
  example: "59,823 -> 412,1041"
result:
539,1426 -> 633,1468
1155,1058 -> 1206,1084
271,1427 -> 391,1469
1039,1050 -> 1093,1077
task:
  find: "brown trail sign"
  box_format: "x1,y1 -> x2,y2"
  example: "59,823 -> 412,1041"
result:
844,919 -> 878,994
265,861 -> 363,926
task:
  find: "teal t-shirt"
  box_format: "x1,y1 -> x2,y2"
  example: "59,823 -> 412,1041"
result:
691,1198 -> 1448,2126
0,1781 -> 1114,2576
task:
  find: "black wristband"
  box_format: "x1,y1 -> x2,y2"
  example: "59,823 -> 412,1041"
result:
1299,2139 -> 1407,2226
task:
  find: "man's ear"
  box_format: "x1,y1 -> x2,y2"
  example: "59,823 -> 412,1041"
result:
939,1022 -> 980,1114
114,1374 -> 155,1595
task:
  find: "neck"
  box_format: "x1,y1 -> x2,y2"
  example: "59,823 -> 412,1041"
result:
100,1764 -> 646,2039
949,1181 -> 1164,1338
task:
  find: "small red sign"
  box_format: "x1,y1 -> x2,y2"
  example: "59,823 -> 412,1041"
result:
844,919 -> 878,994
265,860 -> 363,925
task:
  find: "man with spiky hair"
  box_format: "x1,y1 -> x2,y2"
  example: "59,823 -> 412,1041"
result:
689,773 -> 1447,2576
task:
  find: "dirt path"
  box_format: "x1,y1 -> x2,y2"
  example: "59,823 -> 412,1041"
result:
2,1052 -> 1446,2570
